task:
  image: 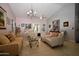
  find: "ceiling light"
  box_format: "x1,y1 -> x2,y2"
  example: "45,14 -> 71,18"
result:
40,16 -> 46,20
26,9 -> 37,17
40,16 -> 43,19
26,4 -> 46,19
27,12 -> 30,14
29,9 -> 32,13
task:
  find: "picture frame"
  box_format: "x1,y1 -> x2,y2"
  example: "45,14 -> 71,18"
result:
42,24 -> 45,31
6,16 -> 10,25
25,24 -> 28,29
28,24 -> 31,29
43,24 -> 45,26
21,23 -> 31,29
63,21 -> 69,27
0,6 -> 7,29
49,24 -> 51,28
52,20 -> 60,31
21,23 -> 25,27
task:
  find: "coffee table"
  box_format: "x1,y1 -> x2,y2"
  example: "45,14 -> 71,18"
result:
28,36 -> 39,48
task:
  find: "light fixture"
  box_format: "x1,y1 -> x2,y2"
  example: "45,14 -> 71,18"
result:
26,9 -> 46,20
26,4 -> 46,20
40,16 -> 43,19
26,9 -> 37,17
40,16 -> 46,20
26,3 -> 37,17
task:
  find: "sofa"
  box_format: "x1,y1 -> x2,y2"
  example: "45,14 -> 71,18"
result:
0,32 -> 23,56
42,32 -> 64,47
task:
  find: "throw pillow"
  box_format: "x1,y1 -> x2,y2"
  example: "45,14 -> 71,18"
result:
5,32 -> 15,42
50,32 -> 59,37
0,34 -> 10,45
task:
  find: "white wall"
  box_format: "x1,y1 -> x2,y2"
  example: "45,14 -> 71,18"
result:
0,3 -> 16,34
47,4 -> 75,42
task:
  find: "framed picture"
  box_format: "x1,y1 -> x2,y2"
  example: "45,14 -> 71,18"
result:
25,24 -> 28,29
49,24 -> 51,28
52,20 -> 60,31
6,16 -> 10,25
28,24 -> 31,29
42,24 -> 45,31
43,24 -> 45,26
0,6 -> 7,29
21,23 -> 25,27
63,21 -> 69,27
21,23 -> 31,29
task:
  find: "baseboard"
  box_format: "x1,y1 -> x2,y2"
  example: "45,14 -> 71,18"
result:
66,39 -> 75,43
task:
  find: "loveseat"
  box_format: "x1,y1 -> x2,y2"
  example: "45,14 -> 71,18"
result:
0,32 -> 23,56
42,32 -> 64,47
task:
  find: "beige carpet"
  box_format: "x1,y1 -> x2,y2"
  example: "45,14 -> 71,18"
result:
20,39 -> 79,56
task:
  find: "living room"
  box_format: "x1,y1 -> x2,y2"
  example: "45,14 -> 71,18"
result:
0,3 -> 79,56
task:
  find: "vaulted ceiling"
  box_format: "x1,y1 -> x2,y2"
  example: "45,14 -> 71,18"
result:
9,3 -> 68,19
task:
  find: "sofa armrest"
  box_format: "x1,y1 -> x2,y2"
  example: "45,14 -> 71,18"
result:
0,42 -> 19,55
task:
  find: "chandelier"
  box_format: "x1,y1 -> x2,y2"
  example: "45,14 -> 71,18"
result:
26,9 -> 37,17
26,4 -> 46,19
26,9 -> 46,20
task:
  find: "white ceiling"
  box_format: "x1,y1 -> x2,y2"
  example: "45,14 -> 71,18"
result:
9,3 -> 67,19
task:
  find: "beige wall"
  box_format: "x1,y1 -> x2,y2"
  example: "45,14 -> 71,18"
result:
0,3 -> 16,34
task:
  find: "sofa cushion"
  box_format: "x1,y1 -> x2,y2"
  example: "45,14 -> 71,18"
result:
15,37 -> 23,51
5,32 -> 15,42
46,32 -> 50,35
50,32 -> 59,37
0,34 -> 10,45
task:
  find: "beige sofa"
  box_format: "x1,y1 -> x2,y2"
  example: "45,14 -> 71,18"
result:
42,32 -> 64,47
0,33 -> 23,56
